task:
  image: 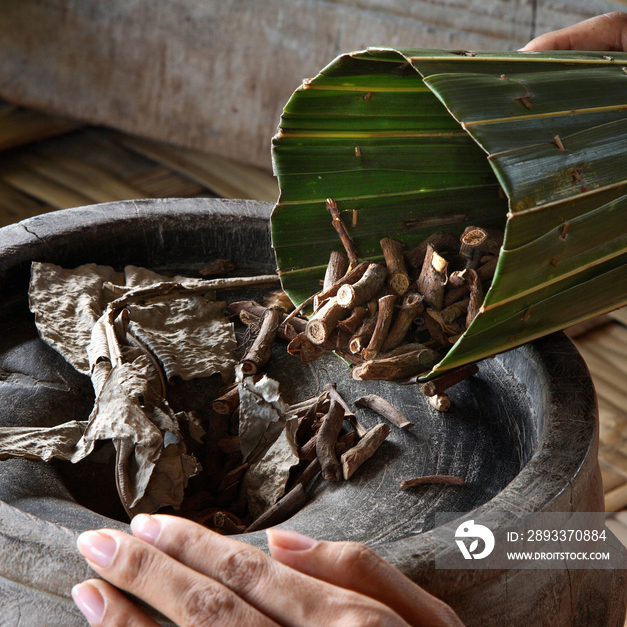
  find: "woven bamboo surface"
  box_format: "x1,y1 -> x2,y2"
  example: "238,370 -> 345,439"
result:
1,101 -> 627,514
0,101 -> 278,227
568,316 -> 627,513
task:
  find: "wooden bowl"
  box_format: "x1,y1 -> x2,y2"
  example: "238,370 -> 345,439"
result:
0,198 -> 624,626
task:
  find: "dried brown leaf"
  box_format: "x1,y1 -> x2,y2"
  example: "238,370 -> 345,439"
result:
29,262 -> 123,374
127,296 -> 237,382
242,429 -> 300,519
238,375 -> 289,462
0,420 -> 90,462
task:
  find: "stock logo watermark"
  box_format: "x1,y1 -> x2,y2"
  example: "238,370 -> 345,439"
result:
455,520 -> 495,560
436,512 -> 626,570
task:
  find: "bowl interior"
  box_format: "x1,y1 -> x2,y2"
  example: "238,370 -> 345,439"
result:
0,199 -> 539,544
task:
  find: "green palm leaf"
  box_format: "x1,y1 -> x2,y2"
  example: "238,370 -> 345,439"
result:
270,48 -> 627,379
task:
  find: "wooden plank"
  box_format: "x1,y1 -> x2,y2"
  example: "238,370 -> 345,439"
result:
35,128 -> 166,182
564,315 -> 612,339
605,517 -> 627,547
600,444 -> 627,479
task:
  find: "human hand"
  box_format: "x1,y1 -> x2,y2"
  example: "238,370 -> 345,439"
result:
521,12 -> 627,52
71,514 -> 464,626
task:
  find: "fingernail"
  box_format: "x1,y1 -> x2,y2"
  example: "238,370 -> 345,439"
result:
131,514 -> 162,545
77,531 -> 118,568
266,529 -> 317,551
72,582 -> 105,625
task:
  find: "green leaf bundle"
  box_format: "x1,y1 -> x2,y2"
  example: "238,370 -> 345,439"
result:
271,48 -> 627,379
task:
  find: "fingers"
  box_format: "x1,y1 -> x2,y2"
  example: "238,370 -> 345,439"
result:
128,514 -> 411,627
72,579 -> 161,627
267,529 -> 464,627
76,529 -> 279,627
520,12 -> 627,51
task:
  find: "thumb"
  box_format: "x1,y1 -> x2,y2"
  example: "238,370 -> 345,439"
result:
266,528 -> 464,627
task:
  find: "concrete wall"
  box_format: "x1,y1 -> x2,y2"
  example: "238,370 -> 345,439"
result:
1,0 -> 625,169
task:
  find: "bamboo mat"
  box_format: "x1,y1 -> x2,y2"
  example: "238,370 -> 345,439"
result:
568,317 -> 627,512
2,101 -> 627,514
0,101 -> 278,227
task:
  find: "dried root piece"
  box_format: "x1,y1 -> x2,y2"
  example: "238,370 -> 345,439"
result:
381,292 -> 424,353
341,423 -> 390,480
287,333 -> 326,363
380,237 -> 410,296
324,383 -> 366,436
420,363 -> 479,397
352,348 -> 441,381
428,393 -> 451,412
228,300 -> 307,337
245,483 -> 306,532
417,245 -> 447,310
362,294 -> 396,360
338,306 -> 368,334
423,311 -> 450,348
240,306 -> 283,375
299,434 -> 319,461
380,342 -> 428,358
349,315 -> 378,354
426,308 -> 463,337
210,511 -> 246,535
212,386 -> 240,415
440,298 -> 469,324
306,297 -> 349,345
315,262 -> 369,304
326,198 -> 359,266
465,269 -> 484,329
337,263 -> 388,308
323,251 -> 350,292
459,226 -> 503,269
316,398 -> 346,481
354,395 -> 413,430
405,232 -> 460,269
293,431 -> 355,491
443,256 -> 497,308
400,475 -> 464,489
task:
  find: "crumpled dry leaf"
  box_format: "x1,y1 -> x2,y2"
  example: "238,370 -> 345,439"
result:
79,353 -> 200,514
241,428 -> 300,519
30,261 -> 237,384
0,355 -> 200,515
126,296 -> 237,382
0,420 -> 89,462
129,442 -> 201,516
124,266 -> 176,289
28,262 -> 124,375
83,356 -> 164,507
238,375 -> 289,462
21,261 -> 254,516
182,411 -> 206,443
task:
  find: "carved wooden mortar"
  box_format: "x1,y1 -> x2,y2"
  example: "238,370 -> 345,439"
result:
0,198 -> 624,626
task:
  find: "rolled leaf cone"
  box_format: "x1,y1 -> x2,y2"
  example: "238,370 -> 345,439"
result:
270,48 -> 627,380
